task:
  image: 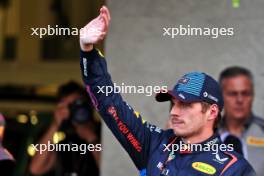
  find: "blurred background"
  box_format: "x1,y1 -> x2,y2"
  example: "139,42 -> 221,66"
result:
0,0 -> 104,175
1,0 -> 264,176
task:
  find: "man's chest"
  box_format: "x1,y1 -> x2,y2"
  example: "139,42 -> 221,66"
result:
147,150 -> 228,176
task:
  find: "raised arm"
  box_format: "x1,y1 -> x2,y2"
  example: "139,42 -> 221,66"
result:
79,6 -> 165,171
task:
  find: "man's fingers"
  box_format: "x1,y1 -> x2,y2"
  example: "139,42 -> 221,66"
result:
103,6 -> 111,22
79,5 -> 109,46
98,9 -> 108,32
106,9 -> 111,22
100,32 -> 106,39
101,13 -> 109,31
100,6 -> 110,27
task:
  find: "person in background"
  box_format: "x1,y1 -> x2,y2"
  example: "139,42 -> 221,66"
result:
218,66 -> 264,175
0,113 -> 15,175
29,81 -> 101,176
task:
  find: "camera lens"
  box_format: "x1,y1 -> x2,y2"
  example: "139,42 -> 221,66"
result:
69,99 -> 92,123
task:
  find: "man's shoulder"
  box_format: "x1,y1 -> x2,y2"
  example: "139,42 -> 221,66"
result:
253,115 -> 264,130
158,129 -> 176,142
218,150 -> 256,175
230,155 -> 256,175
217,149 -> 244,164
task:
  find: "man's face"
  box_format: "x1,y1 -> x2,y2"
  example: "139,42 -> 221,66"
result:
60,93 -> 81,106
222,75 -> 253,120
169,98 -> 208,137
54,93 -> 82,122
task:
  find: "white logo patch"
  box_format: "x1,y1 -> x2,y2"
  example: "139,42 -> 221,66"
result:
213,152 -> 228,164
82,58 -> 88,77
178,93 -> 185,99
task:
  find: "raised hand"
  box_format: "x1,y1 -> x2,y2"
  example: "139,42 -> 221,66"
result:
80,6 -> 111,51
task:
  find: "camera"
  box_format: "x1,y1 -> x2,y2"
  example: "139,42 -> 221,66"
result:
69,98 -> 93,123
59,98 -> 94,134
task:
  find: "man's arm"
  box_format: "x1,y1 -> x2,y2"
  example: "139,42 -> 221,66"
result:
222,158 -> 256,176
29,103 -> 69,174
79,6 -> 164,170
29,123 -> 57,175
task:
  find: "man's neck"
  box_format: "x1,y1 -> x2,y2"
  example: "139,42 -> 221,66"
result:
225,116 -> 250,137
182,129 -> 214,144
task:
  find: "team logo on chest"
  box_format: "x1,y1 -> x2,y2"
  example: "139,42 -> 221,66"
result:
157,162 -> 170,176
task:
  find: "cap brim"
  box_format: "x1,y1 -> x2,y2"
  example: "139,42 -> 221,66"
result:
155,90 -> 202,103
155,90 -> 174,102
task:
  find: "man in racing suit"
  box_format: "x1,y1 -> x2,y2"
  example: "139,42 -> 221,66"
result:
79,6 -> 256,176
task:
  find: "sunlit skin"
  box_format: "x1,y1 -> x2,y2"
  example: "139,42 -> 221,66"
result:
222,75 -> 253,123
169,98 -> 219,144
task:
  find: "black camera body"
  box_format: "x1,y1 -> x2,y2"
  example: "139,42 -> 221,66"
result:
59,98 -> 93,135
69,98 -> 93,124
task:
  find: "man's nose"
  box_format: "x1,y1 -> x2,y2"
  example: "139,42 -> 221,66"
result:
236,94 -> 244,103
170,104 -> 181,116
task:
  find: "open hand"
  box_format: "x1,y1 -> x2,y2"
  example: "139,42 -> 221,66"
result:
80,6 -> 111,51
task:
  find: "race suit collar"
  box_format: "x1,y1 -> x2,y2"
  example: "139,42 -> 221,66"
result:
176,133 -> 221,154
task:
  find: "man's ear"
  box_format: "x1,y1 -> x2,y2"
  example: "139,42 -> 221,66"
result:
208,104 -> 219,120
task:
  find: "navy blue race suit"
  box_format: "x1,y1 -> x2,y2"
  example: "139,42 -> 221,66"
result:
80,48 -> 256,176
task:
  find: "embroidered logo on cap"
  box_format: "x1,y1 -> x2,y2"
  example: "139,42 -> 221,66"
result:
178,93 -> 185,99
178,77 -> 190,84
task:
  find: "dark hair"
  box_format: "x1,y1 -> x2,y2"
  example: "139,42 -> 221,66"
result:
200,102 -> 221,130
219,66 -> 253,86
57,81 -> 86,100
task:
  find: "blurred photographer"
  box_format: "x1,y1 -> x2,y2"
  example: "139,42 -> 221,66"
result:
30,81 -> 101,176
0,113 -> 15,176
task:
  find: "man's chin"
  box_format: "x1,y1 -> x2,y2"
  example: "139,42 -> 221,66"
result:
233,114 -> 250,120
173,129 -> 189,137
